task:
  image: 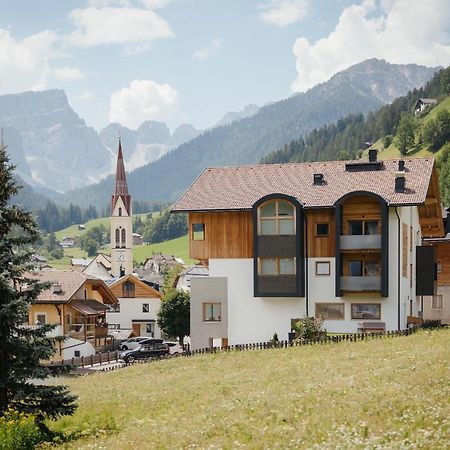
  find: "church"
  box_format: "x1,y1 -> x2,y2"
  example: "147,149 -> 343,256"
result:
84,141 -> 163,338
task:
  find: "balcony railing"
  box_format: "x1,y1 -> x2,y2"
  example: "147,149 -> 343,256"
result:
65,324 -> 108,341
340,235 -> 381,250
20,324 -> 63,338
341,276 -> 381,291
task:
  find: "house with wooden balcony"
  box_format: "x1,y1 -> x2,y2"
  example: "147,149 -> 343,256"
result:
26,270 -> 118,361
172,151 -> 444,349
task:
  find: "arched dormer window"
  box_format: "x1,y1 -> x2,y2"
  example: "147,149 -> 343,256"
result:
121,228 -> 126,248
258,199 -> 295,235
115,228 -> 120,248
118,207 -> 122,217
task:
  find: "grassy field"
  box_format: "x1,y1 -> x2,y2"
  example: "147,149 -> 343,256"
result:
48,329 -> 449,449
47,234 -> 192,268
54,213 -> 155,241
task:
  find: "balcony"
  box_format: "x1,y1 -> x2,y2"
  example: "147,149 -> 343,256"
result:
340,234 -> 381,250
341,276 -> 381,292
65,323 -> 108,341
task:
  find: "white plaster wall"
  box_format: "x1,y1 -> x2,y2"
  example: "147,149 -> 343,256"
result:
62,339 -> 95,359
209,259 -> 305,344
111,196 -> 133,276
106,297 -> 162,338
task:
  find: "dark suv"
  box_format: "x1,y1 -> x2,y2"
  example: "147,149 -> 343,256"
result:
122,343 -> 169,363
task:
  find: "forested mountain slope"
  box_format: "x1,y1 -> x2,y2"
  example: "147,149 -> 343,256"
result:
60,59 -> 438,208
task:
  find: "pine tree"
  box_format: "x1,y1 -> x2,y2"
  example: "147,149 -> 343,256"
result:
0,143 -> 77,424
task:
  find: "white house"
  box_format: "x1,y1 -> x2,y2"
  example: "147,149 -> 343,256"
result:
171,152 -> 444,349
106,274 -> 163,338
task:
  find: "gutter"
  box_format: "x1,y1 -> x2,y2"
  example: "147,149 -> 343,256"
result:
395,207 -> 401,331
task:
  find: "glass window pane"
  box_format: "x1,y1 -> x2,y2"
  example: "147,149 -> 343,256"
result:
351,304 -> 381,319
261,219 -> 276,235
278,200 -> 294,217
279,218 -> 294,235
349,261 -> 362,276
316,303 -> 344,320
192,223 -> 205,240
349,221 -> 363,235
365,221 -> 379,235
260,258 -> 277,275
279,258 -> 295,275
316,262 -> 330,275
316,223 -> 329,235
212,304 -> 221,320
364,261 -> 379,276
260,201 -> 276,217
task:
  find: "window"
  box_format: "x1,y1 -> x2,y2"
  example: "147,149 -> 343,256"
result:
122,280 -> 135,298
432,295 -> 443,309
203,303 -> 221,322
192,223 -> 205,240
351,304 -> 381,320
74,350 -> 81,357
121,228 -> 126,247
437,262 -> 442,274
316,303 -> 345,320
35,313 -> 46,325
316,261 -> 330,275
258,199 -> 295,236
316,223 -> 329,236
118,207 -> 122,217
115,228 -> 120,248
259,257 -> 296,275
349,220 -> 379,235
142,303 -> 149,313
348,260 -> 380,276
146,323 -> 153,334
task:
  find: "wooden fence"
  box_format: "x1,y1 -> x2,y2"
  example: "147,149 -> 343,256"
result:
49,325 -> 422,372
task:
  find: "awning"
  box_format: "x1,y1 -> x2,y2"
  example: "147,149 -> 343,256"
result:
69,299 -> 109,316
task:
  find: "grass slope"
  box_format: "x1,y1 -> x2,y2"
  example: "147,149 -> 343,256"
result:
50,329 -> 449,449
47,234 -> 192,268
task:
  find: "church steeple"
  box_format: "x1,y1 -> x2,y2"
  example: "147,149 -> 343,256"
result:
111,139 -> 131,215
110,140 -> 133,277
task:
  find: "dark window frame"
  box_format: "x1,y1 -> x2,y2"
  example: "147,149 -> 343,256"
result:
192,223 -> 205,241
122,280 -> 135,298
351,303 -> 381,320
315,223 -> 329,236
315,303 -> 345,320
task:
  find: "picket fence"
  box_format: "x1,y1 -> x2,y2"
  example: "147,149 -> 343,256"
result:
49,325 -> 421,373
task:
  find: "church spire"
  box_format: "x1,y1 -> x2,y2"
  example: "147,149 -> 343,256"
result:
111,139 -> 131,215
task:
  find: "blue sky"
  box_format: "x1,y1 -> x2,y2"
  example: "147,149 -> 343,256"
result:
0,0 -> 449,132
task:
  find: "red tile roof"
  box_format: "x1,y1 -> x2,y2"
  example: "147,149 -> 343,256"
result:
171,158 -> 435,211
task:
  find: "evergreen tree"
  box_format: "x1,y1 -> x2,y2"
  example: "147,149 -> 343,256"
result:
0,144 -> 77,425
395,115 -> 417,155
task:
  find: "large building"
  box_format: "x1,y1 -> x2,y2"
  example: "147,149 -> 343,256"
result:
172,153 -> 443,349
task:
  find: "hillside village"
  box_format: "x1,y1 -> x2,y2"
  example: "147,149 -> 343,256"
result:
1,2 -> 450,445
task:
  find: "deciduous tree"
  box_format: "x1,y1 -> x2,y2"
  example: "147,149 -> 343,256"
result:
157,290 -> 190,346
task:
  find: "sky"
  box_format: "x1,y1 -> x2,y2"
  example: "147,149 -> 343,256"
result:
0,0 -> 449,133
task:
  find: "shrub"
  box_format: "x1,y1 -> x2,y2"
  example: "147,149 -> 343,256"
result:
293,317 -> 324,340
383,134 -> 393,148
50,247 -> 64,259
0,410 -> 42,450
270,333 -> 279,345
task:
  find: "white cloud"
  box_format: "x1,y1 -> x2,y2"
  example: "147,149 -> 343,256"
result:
87,0 -> 130,6
52,66 -> 85,81
139,0 -> 172,9
0,29 -> 56,94
69,6 -> 173,47
292,0 -> 450,92
260,0 -> 308,27
193,38 -> 221,60
109,79 -> 179,129
78,91 -> 93,100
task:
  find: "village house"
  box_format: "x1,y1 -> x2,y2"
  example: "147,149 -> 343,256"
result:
172,151 -> 444,349
106,274 -> 163,338
414,98 -> 438,114
60,236 -> 75,248
26,270 -> 118,361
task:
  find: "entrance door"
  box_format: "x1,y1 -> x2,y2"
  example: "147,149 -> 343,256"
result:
132,323 -> 141,336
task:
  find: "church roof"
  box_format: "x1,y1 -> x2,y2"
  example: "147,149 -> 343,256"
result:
111,140 -> 131,214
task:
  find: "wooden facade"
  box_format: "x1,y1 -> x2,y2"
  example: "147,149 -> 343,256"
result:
341,196 -> 381,235
109,274 -> 162,299
189,212 -> 253,260
305,209 -> 335,257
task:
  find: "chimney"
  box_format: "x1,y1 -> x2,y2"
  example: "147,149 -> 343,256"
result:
53,284 -> 63,294
395,171 -> 406,192
368,149 -> 378,162
398,160 -> 405,171
313,173 -> 324,185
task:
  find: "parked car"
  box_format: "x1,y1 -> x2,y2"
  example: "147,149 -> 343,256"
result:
119,337 -> 160,351
164,341 -> 183,354
122,343 -> 169,363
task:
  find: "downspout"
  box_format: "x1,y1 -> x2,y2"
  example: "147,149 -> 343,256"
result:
304,213 -> 309,317
395,207 -> 401,331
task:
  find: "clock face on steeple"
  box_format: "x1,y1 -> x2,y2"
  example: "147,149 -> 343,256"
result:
116,251 -> 126,262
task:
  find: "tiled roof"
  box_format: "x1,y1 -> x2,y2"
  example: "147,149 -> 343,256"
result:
171,158 -> 435,211
34,270 -> 87,303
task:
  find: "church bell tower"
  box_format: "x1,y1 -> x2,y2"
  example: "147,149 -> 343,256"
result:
111,140 -> 133,277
